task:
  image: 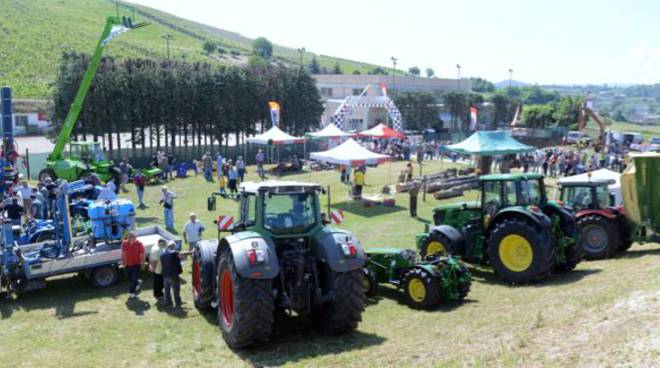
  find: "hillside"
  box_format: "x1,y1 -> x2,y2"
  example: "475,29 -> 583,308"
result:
0,0 -> 381,98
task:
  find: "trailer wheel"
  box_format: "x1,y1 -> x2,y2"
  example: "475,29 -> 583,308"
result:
217,247 -> 274,349
192,241 -> 217,310
313,266 -> 365,334
38,168 -> 57,183
90,265 -> 119,288
402,267 -> 442,309
578,215 -> 620,260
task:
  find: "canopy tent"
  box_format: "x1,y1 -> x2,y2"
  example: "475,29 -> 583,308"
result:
310,138 -> 390,166
305,124 -> 355,140
357,123 -> 406,140
558,168 -> 623,205
444,130 -> 534,156
247,126 -> 305,145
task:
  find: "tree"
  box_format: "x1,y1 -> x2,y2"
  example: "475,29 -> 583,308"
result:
394,92 -> 441,131
521,105 -> 555,129
370,67 -> 387,75
202,40 -> 217,55
551,95 -> 584,127
408,66 -> 420,77
425,68 -> 435,78
309,56 -> 320,74
252,37 -> 273,60
352,70 -> 361,75
332,62 -> 342,74
470,77 -> 495,93
491,93 -> 514,128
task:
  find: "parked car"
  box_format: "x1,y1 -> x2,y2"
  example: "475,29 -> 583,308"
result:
566,131 -> 592,145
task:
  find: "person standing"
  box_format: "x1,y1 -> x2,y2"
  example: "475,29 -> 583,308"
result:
160,242 -> 184,309
202,152 -> 213,182
228,165 -> 238,194
121,232 -> 145,299
133,171 -> 146,209
236,156 -> 246,183
255,149 -> 265,180
4,197 -> 24,226
216,152 -> 224,181
119,158 -> 132,193
354,168 -> 365,199
17,181 -> 33,217
409,182 -> 420,218
160,186 -> 176,230
405,162 -> 414,182
149,238 -> 167,302
183,212 -> 205,251
166,152 -> 176,180
30,194 -> 43,220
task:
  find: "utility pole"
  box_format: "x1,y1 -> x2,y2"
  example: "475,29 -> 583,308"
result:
456,63 -> 461,91
390,56 -> 397,95
508,68 -> 513,88
297,47 -> 306,70
162,34 -> 174,62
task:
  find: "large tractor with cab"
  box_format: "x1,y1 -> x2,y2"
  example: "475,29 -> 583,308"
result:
418,173 -> 583,284
556,178 -> 632,259
193,181 -> 366,349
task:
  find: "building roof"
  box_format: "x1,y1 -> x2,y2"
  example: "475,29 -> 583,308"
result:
312,74 -> 472,92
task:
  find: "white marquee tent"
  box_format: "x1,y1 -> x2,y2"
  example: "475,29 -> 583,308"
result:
306,124 -> 355,140
247,126 -> 305,145
310,138 -> 390,166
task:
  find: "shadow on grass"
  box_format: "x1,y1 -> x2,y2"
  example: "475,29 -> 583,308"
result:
468,266 -> 602,287
367,284 -> 474,312
135,216 -> 159,226
0,269 -> 158,320
615,246 -> 660,259
332,201 -> 405,218
196,308 -> 386,366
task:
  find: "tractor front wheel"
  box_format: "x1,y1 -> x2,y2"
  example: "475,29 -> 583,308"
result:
217,247 -> 274,349
487,219 -> 555,284
313,267 -> 365,334
578,215 -> 620,260
420,232 -> 453,258
402,267 -> 442,309
38,168 -> 56,183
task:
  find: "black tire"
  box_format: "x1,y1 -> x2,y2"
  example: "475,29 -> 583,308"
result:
362,267 -> 379,297
487,219 -> 555,284
402,267 -> 442,309
313,267 -> 365,334
89,265 -> 119,288
217,247 -> 274,349
578,215 -> 621,260
456,264 -> 471,301
419,232 -> 453,258
38,168 -> 57,183
618,239 -> 633,252
555,240 -> 584,273
192,241 -> 217,310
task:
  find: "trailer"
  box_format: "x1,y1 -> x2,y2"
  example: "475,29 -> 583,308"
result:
0,181 -> 180,296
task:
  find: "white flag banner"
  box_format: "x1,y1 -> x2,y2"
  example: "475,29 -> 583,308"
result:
101,25 -> 130,46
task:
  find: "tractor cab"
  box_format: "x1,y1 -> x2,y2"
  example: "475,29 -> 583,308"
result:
557,180 -> 615,211
479,173 -> 547,227
68,142 -> 107,164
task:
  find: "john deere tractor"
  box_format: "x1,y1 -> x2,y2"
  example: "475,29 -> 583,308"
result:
418,173 -> 582,284
194,181 -> 366,349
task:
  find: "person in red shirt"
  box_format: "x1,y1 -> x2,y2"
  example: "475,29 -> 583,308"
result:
121,232 -> 145,298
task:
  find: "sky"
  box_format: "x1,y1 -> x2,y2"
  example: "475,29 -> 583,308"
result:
127,0 -> 660,85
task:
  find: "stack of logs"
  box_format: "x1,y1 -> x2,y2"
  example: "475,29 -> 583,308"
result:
396,167 -> 478,199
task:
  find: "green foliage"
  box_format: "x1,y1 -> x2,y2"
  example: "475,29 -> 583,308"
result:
470,77 -> 495,93
252,37 -> 273,60
408,66 -> 420,77
202,40 -> 217,55
425,68 -> 435,78
217,47 -> 227,55
490,93 -> 516,127
521,105 -> 555,129
551,95 -> 584,127
394,92 -> 441,131
503,85 -> 559,105
309,56 -> 321,74
352,70 -> 361,75
370,67 -> 388,75
332,62 -> 343,74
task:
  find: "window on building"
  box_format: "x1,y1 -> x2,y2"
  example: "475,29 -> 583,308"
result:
352,88 -> 362,96
14,115 -> 28,128
320,87 -> 333,97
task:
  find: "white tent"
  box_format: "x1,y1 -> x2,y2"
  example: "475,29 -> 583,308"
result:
306,124 -> 354,140
310,138 -> 390,166
247,126 -> 305,145
558,168 -> 622,205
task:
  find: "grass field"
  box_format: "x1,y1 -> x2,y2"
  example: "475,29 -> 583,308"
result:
1,160 -> 659,367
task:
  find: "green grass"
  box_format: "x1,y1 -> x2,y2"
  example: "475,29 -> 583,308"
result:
1,160 -> 659,367
0,0 -> 382,99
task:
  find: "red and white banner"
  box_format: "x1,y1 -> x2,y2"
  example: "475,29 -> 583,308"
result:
329,209 -> 345,225
216,215 -> 234,230
469,106 -> 478,131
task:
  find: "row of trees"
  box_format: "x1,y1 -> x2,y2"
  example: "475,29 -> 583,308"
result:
51,52 -> 323,158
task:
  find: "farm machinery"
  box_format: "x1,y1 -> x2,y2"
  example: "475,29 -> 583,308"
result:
194,181 -> 366,349
418,173 -> 583,284
363,248 -> 471,309
0,86 -> 19,194
621,153 -> 660,244
39,15 -> 160,184
0,180 -> 179,296
556,179 -> 632,259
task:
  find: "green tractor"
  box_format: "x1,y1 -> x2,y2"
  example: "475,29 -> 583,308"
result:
39,16 -> 159,184
194,181 -> 366,349
418,173 -> 583,284
363,248 -> 471,309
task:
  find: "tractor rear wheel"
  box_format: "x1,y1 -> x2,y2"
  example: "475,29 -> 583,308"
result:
578,215 -> 620,260
38,168 -> 57,183
402,267 -> 442,309
487,219 -> 555,284
420,232 -> 453,258
217,247 -> 274,349
192,241 -> 217,310
313,267 -> 365,334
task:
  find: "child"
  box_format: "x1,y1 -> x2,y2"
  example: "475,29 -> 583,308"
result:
219,174 -> 227,197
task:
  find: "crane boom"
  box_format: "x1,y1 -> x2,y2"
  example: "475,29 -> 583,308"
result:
49,16 -> 147,161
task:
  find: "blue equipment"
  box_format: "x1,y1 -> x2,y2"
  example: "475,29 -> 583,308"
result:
0,86 -> 18,193
88,199 -> 135,244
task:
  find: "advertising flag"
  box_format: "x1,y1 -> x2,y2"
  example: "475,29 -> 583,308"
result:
268,101 -> 280,127
469,106 -> 478,131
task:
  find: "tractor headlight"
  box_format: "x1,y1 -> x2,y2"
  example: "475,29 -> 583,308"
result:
246,249 -> 265,265
340,243 -> 358,257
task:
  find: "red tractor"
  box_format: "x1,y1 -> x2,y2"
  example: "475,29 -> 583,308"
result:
557,179 -> 632,259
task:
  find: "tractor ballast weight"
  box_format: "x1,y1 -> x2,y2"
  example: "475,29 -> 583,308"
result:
418,173 -> 582,284
363,248 -> 471,309
194,181 -> 366,349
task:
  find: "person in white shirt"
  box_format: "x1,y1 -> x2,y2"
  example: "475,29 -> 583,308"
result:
149,238 -> 167,302
160,186 -> 176,230
16,180 -> 33,218
183,212 -> 205,251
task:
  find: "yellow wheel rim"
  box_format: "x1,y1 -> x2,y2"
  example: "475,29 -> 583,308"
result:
498,234 -> 533,272
426,241 -> 446,256
407,278 -> 426,302
362,275 -> 371,291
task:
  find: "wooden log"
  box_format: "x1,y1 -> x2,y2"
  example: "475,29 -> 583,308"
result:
425,178 -> 478,193
433,188 -> 464,199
